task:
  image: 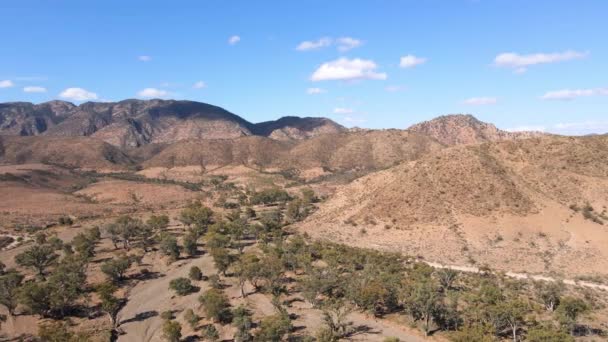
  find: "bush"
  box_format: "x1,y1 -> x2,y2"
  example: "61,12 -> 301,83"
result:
183,233 -> 198,256
100,256 -> 133,283
159,234 -> 180,261
202,324 -> 220,341
160,310 -> 174,320
162,320 -> 182,342
38,321 -> 89,342
249,188 -> 291,205
189,266 -> 203,281
527,325 -> 574,342
209,274 -> 222,289
58,216 -> 74,226
184,308 -> 200,329
199,289 -> 231,323
169,277 -> 195,296
254,313 -> 292,342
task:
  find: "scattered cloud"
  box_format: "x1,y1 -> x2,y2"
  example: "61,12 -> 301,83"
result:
296,36 -> 362,52
59,87 -> 98,101
23,86 -> 47,93
506,125 -> 547,132
399,55 -> 427,68
508,121 -> 608,135
307,87 -> 326,94
228,35 -> 241,45
138,55 -> 152,62
494,50 -> 588,73
463,97 -> 497,105
553,120 -> 608,135
311,58 -> 387,82
336,37 -> 362,52
333,107 -> 354,114
0,80 -> 14,88
342,116 -> 367,124
137,88 -> 169,98
385,85 -> 406,92
541,88 -> 608,101
296,37 -> 332,51
193,81 -> 207,89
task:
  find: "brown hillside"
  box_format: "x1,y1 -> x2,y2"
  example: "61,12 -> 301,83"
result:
0,100 -> 346,148
253,116 -> 346,140
142,130 -> 443,174
406,114 -> 545,146
0,135 -> 134,170
142,136 -> 291,169
298,135 -> 608,276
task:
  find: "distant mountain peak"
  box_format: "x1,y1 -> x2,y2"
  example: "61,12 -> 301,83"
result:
406,113 -> 545,146
253,116 -> 346,141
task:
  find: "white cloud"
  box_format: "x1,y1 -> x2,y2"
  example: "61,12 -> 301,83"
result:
311,58 -> 387,82
553,120 -> 608,135
336,37 -> 362,52
138,55 -> 152,62
137,88 -> 169,98
385,85 -> 406,92
343,116 -> 367,124
541,88 -> 608,101
463,97 -> 498,105
333,107 -> 354,114
296,37 -> 332,51
228,35 -> 241,45
193,81 -> 207,89
0,80 -> 14,88
23,86 -> 47,93
59,87 -> 98,101
506,125 -> 547,132
508,121 -> 608,135
494,50 -> 588,72
296,36 -> 362,52
306,87 -> 326,94
399,55 -> 427,68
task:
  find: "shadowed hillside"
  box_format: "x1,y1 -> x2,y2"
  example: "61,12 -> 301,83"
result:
0,135 -> 134,170
0,100 -> 345,148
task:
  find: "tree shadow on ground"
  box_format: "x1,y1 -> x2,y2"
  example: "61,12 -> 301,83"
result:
119,310 -> 158,325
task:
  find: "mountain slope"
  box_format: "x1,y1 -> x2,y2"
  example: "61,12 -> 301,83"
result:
43,99 -> 255,147
406,114 -> 545,146
252,116 -> 346,141
0,135 -> 134,170
0,101 -> 75,136
0,100 -> 345,148
298,135 -> 608,276
142,130 -> 443,174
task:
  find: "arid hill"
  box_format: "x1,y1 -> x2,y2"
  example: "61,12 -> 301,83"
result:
252,116 -> 346,141
0,100 -> 75,136
0,99 -> 344,148
0,135 -> 134,170
406,114 -> 545,146
298,135 -> 608,276
142,130 -> 443,174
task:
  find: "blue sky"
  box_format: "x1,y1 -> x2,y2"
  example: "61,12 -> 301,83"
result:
1,0 -> 607,134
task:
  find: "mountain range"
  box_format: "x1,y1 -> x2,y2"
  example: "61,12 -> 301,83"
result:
0,99 -> 346,148
0,99 -> 547,172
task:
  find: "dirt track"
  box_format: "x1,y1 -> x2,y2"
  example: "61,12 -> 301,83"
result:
424,261 -> 608,292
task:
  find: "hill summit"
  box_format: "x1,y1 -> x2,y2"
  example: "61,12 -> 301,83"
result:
406,114 -> 545,146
